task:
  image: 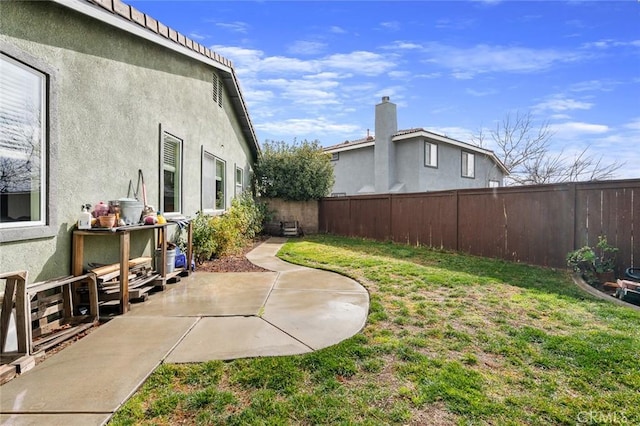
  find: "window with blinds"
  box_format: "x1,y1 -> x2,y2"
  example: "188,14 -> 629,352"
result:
424,142 -> 438,168
462,151 -> 475,178
162,133 -> 182,213
212,74 -> 222,108
0,53 -> 46,228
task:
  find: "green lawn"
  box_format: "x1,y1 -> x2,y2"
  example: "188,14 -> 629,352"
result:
110,235 -> 640,425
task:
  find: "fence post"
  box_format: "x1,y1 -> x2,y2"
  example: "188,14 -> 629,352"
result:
570,183 -> 577,251
388,194 -> 393,241
455,190 -> 460,251
348,197 -> 352,237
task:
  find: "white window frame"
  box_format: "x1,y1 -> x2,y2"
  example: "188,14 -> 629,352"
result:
331,152 -> 339,161
160,131 -> 183,215
489,180 -> 500,188
0,53 -> 47,230
202,149 -> 226,212
462,151 -> 475,178
215,157 -> 226,210
235,166 -> 244,196
424,141 -> 438,168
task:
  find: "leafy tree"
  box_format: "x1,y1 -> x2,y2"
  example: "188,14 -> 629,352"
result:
471,111 -> 624,186
254,139 -> 334,201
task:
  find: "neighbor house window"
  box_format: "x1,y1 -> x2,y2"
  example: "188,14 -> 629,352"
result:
0,54 -> 46,228
489,180 -> 500,188
331,152 -> 339,161
203,150 -> 225,211
424,142 -> 438,167
462,152 -> 475,178
235,166 -> 244,196
162,132 -> 183,214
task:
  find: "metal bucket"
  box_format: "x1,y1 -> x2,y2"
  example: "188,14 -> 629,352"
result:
119,198 -> 143,225
155,248 -> 177,273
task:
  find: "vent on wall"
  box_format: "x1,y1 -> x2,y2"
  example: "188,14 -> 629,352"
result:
212,74 -> 223,107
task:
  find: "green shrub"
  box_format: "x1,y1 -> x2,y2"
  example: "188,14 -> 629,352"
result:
190,194 -> 267,263
191,211 -> 217,265
253,139 -> 334,201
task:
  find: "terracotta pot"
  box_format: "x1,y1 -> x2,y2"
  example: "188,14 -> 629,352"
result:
99,214 -> 116,228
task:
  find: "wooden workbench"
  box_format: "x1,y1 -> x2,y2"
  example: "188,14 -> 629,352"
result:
72,222 -> 191,314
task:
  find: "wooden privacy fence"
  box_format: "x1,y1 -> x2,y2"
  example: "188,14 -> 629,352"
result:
319,179 -> 639,273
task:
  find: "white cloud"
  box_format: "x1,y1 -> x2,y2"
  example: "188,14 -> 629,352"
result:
534,96 -> 593,112
624,118 -> 640,130
260,56 -> 317,74
323,51 -> 396,76
388,70 -> 411,79
581,39 -> 640,50
384,41 -> 423,50
379,21 -> 400,31
420,42 -> 584,77
189,32 -> 206,40
213,46 -> 395,78
466,88 -> 497,97
329,26 -> 346,34
213,21 -> 250,34
549,122 -> 609,136
550,114 -> 571,120
569,79 -> 619,92
435,18 -> 476,30
257,117 -> 361,137
287,40 -> 327,56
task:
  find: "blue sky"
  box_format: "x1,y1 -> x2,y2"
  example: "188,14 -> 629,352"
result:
129,0 -> 640,179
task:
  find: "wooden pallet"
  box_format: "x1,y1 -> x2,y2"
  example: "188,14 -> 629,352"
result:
27,274 -> 99,356
89,257 -> 158,306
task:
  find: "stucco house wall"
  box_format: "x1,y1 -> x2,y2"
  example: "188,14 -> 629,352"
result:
330,145 -> 374,195
0,0 -> 258,281
418,142 -> 503,191
325,97 -> 507,196
395,140 -> 420,192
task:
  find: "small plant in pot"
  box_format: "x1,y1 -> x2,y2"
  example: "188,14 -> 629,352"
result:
567,235 -> 618,286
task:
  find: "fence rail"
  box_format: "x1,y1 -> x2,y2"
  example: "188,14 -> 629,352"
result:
319,179 -> 639,273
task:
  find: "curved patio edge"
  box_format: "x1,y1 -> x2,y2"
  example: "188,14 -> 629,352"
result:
247,237 -> 370,351
571,273 -> 640,312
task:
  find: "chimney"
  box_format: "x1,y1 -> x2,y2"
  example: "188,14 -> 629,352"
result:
374,96 -> 397,193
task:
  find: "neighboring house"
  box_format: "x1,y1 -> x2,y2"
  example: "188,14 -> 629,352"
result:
324,97 -> 507,196
0,0 -> 259,280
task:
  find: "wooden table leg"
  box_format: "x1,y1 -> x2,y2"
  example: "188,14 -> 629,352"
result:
119,232 -> 130,314
159,226 -> 167,278
187,221 -> 193,273
72,233 -> 84,276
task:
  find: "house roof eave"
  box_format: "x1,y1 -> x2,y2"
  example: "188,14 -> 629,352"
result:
52,0 -> 260,157
393,130 -> 509,175
324,141 -> 375,154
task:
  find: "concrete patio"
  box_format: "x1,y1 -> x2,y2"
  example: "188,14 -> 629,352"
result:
0,237 -> 369,425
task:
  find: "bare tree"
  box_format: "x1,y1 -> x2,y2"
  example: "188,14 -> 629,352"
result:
471,111 -> 624,186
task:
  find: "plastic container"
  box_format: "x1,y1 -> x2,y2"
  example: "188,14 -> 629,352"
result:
78,204 -> 92,230
119,198 -> 144,225
155,248 -> 176,274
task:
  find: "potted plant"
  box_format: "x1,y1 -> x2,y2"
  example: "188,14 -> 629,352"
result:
567,235 -> 618,285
